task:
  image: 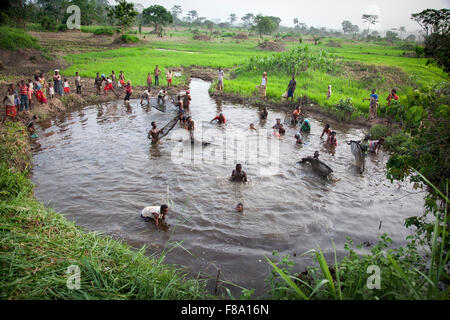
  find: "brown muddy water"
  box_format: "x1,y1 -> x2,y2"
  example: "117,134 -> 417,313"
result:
31,78 -> 423,296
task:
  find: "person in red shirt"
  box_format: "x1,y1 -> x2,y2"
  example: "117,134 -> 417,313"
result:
124,81 -> 132,102
386,88 -> 399,106
146,73 -> 152,90
320,124 -> 332,139
327,131 -> 338,147
210,113 -> 226,124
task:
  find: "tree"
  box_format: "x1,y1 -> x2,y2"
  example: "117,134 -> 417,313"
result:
171,5 -> 182,21
241,13 -> 254,28
362,14 -> 379,35
107,0 -> 138,34
406,34 -> 416,42
252,15 -> 276,39
341,20 -> 354,34
267,16 -> 281,30
142,5 -> 173,37
385,30 -> 399,41
229,13 -> 237,26
411,9 -> 450,72
398,26 -> 406,39
411,9 -> 450,37
187,10 -> 198,23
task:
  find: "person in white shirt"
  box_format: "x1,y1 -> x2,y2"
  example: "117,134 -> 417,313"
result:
217,67 -> 224,91
140,89 -> 150,105
141,204 -> 169,227
259,72 -> 267,99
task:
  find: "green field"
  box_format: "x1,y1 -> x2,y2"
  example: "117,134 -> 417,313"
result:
62,32 -> 447,115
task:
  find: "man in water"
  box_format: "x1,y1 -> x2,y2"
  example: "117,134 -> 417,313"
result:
157,88 -> 167,104
140,88 -> 150,105
141,204 -> 169,227
230,164 -> 248,183
327,131 -> 338,147
236,203 -> 244,212
320,124 -> 331,138
294,133 -> 303,145
272,118 -> 282,129
291,106 -> 301,124
211,113 -> 227,124
249,123 -> 257,131
185,116 -> 195,139
147,121 -> 163,144
259,107 -> 268,120
124,80 -> 132,102
183,91 -> 191,109
368,138 -> 385,155
300,151 -> 320,163
278,124 -> 286,135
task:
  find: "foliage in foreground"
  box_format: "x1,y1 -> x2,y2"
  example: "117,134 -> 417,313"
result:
0,121 -> 208,300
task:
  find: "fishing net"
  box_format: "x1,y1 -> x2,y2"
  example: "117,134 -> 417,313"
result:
349,141 -> 365,173
148,97 -> 178,113
159,113 -> 181,139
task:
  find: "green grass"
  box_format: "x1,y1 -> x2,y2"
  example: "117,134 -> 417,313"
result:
0,26 -> 40,50
0,121 -> 209,299
62,35 -> 448,115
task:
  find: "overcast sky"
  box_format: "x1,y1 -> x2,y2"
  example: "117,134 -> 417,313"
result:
129,0 -> 449,31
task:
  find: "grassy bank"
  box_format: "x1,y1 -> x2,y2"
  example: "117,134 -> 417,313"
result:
0,26 -> 40,50
0,120 -> 209,299
60,35 -> 447,118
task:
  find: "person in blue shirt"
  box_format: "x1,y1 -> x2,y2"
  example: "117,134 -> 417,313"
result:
363,89 -> 379,120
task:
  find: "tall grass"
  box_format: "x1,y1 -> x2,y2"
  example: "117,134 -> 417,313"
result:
0,26 -> 40,50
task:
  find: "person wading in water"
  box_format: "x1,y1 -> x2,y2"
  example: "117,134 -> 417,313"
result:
230,164 -> 248,183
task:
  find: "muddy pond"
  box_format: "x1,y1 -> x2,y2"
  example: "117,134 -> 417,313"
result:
31,78 -> 423,295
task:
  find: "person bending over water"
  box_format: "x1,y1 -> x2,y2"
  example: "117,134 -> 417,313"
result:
211,113 -> 227,124
147,121 -> 163,144
141,204 -> 169,227
300,151 -> 320,163
230,164 -> 248,183
320,124 -> 331,138
300,119 -> 311,132
278,124 -> 286,135
368,138 -> 384,155
294,133 -> 303,145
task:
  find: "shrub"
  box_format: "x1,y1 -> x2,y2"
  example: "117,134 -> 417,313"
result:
370,124 -> 388,139
93,28 -> 114,36
120,34 -> 139,43
415,46 -> 424,56
56,24 -> 68,32
332,97 -> 356,114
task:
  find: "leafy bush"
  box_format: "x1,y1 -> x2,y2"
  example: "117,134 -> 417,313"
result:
120,34 -> 139,43
244,46 -> 338,74
415,46 -> 425,56
0,27 -> 40,50
332,97 -> 356,114
222,32 -> 235,37
93,28 -> 114,36
370,124 -> 388,139
56,24 -> 68,32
